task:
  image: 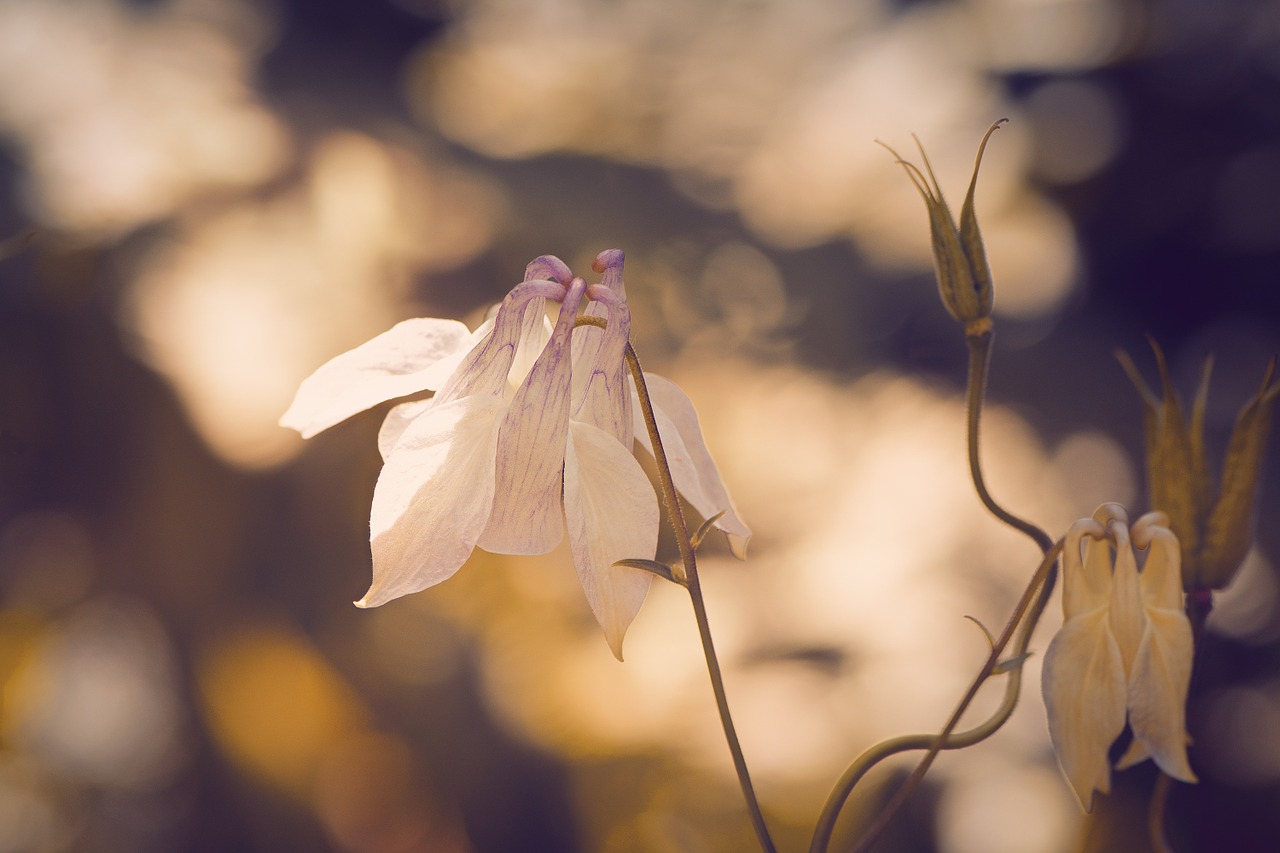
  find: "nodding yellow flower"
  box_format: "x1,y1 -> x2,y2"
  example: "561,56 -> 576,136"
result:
1118,339 -> 1279,591
282,251 -> 749,659
881,120 -> 1006,335
1041,504 -> 1196,812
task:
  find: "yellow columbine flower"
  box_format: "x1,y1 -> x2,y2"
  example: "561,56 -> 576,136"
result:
1041,504 -> 1196,812
1118,340 -> 1279,590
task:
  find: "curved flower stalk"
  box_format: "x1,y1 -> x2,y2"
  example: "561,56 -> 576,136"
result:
1041,503 -> 1196,812
827,123 -> 1059,853
280,250 -> 749,659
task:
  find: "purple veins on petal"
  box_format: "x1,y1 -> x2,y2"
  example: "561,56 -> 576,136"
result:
435,279 -> 564,405
478,277 -> 587,555
360,394 -> 506,608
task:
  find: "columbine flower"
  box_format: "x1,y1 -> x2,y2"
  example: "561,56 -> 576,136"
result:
1118,339 -> 1279,591
281,250 -> 750,658
881,120 -> 1006,332
1041,503 -> 1196,811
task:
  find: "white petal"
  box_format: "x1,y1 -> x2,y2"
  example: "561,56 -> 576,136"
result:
565,420 -> 659,660
358,394 -> 505,608
508,302 -> 552,389
476,281 -> 584,554
416,317 -> 495,393
378,398 -> 434,461
1041,608 -> 1129,812
633,373 -> 750,557
281,318 -> 472,438
1121,609 -> 1197,783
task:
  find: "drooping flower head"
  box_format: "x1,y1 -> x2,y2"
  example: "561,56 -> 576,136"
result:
1041,503 -> 1196,811
281,251 -> 750,658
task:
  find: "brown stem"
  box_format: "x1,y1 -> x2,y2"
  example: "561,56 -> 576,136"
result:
841,540 -> 1061,853
625,344 -> 776,853
965,329 -> 1054,552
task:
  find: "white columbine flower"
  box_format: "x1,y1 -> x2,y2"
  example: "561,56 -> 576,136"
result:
281,250 -> 750,658
1041,503 -> 1196,811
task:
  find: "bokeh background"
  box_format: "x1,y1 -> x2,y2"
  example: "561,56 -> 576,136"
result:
2,0 -> 1280,851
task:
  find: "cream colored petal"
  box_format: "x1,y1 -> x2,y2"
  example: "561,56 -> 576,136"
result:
1133,519 -> 1186,612
1062,518 -> 1109,618
564,420 -> 659,661
280,318 -> 472,438
1114,735 -> 1151,771
359,394 -> 505,608
476,280 -> 585,555
377,398 -> 433,461
632,373 -> 751,558
1041,608 -> 1129,812
1122,522 -> 1196,783
1119,608 -> 1197,783
1108,523 -> 1147,677
375,320 -> 510,461
1133,509 -> 1171,535
1092,502 -> 1131,528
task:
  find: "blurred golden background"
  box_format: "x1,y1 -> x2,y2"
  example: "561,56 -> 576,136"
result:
2,0 -> 1280,851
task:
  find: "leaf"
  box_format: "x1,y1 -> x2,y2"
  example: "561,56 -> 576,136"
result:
613,559 -> 684,586
690,511 -> 729,550
963,614 -> 997,652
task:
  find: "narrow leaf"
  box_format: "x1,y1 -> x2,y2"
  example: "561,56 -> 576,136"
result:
614,559 -> 684,586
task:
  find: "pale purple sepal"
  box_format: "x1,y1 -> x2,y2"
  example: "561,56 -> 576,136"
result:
477,278 -> 586,554
633,373 -> 751,558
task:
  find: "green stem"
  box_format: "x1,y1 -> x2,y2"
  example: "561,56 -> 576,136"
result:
965,329 -> 1055,552
625,344 -> 777,853
809,325 -> 1060,852
810,539 -> 1061,853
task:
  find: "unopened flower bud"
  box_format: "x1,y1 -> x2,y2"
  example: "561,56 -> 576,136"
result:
1118,339 -> 1279,590
882,119 -> 1006,334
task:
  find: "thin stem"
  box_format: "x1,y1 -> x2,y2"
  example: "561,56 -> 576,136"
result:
810,325 -> 1060,852
810,539 -> 1061,853
1148,773 -> 1175,853
624,344 -> 777,853
966,329 -> 1054,553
